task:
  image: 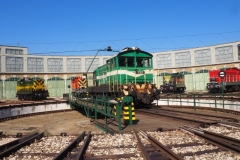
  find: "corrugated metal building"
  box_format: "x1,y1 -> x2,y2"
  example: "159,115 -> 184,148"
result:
0,41 -> 239,99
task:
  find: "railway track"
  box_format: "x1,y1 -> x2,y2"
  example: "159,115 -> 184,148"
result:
180,125 -> 240,153
1,124 -> 239,160
135,107 -> 238,126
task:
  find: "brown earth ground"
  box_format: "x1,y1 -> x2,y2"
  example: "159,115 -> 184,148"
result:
0,111 -> 104,136
1,106 -> 239,136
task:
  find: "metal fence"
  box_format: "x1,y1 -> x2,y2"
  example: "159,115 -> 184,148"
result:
155,92 -> 240,112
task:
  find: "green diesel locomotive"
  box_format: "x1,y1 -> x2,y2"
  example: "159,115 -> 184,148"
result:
16,78 -> 49,100
87,47 -> 160,106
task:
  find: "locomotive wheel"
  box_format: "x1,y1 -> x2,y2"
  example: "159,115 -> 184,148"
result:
18,95 -> 22,100
234,85 -> 240,91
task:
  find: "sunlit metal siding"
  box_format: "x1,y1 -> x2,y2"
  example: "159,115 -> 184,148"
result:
0,80 -> 2,99
5,77 -> 20,99
47,77 -> 65,97
27,57 -> 44,72
215,45 -> 234,63
194,70 -> 209,90
85,58 -> 100,72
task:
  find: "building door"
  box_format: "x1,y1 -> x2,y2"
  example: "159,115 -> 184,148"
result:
195,69 -> 209,91
5,77 -> 20,99
180,71 -> 194,91
47,77 -> 65,98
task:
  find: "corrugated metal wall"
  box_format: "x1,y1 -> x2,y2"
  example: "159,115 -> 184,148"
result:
182,72 -> 194,91
155,73 -> 165,89
195,70 -> 209,91
5,77 -> 20,99
0,80 -> 3,99
66,77 -> 76,94
47,77 -> 65,97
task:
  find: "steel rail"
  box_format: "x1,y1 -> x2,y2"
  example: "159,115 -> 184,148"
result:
136,109 -> 218,124
180,126 -> 240,153
133,130 -> 151,160
54,131 -> 86,160
139,130 -> 184,160
76,131 -> 92,160
0,132 -> 44,159
0,132 -> 38,152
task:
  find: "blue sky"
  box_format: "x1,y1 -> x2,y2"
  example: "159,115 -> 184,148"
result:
1,0 -> 240,56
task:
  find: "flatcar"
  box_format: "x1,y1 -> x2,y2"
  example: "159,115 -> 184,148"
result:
206,67 -> 240,93
86,47 -> 160,107
160,72 -> 186,93
71,76 -> 87,97
16,78 -> 49,100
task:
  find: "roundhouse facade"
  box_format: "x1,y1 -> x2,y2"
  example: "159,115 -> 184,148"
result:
0,41 -> 239,99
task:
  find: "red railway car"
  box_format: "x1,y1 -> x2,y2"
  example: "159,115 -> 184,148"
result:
71,76 -> 87,96
206,67 -> 240,93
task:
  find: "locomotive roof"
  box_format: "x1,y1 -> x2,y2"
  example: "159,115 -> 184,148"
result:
116,47 -> 153,57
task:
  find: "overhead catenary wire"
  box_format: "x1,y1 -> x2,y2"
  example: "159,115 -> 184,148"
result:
3,30 -> 240,56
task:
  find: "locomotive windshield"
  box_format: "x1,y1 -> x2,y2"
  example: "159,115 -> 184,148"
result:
118,57 -> 134,67
136,57 -> 151,67
119,56 -> 151,67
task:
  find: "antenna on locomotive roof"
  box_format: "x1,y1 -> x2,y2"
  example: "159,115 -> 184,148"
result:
106,46 -> 112,51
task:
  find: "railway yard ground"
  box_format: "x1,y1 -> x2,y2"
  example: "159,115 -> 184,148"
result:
1,99 -> 240,159
0,103 -> 239,136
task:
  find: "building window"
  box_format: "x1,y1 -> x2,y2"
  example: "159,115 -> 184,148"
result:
238,44 -> 240,60
175,51 -> 191,67
6,56 -> 23,72
156,53 -> 172,68
85,58 -> 99,72
5,48 -> 23,55
27,57 -> 44,72
194,49 -> 211,65
67,58 -> 82,72
215,45 -> 233,63
47,58 -> 63,72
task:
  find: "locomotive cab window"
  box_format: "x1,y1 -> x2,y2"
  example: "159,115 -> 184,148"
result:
119,57 -> 126,67
119,56 -> 135,67
127,57 -> 134,67
136,57 -> 151,67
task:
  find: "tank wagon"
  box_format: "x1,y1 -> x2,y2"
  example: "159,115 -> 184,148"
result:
85,47 -> 160,107
160,72 -> 186,93
16,78 -> 49,100
71,76 -> 87,97
207,67 -> 240,93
